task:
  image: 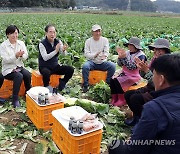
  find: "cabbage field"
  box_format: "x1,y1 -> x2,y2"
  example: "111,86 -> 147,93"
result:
0,13 -> 179,154
0,13 -> 179,69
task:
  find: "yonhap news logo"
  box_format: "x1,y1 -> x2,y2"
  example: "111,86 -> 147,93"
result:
109,139 -> 176,149
124,139 -> 176,146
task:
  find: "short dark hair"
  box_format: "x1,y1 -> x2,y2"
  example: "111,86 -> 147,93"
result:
45,24 -> 56,32
6,25 -> 19,36
164,48 -> 171,54
151,53 -> 180,85
154,48 -> 171,54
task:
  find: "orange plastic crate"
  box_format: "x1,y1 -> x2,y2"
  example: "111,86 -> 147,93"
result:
31,70 -> 61,87
0,79 -> 25,98
26,94 -> 64,130
82,70 -> 107,85
52,116 -> 102,154
128,81 -> 147,91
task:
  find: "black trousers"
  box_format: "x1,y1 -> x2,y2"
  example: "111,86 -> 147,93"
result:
39,64 -> 74,87
4,68 -> 31,96
124,86 -> 153,117
110,78 -> 124,94
0,73 -> 4,88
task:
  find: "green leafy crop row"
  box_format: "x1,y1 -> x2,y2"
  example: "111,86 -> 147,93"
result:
0,13 -> 179,70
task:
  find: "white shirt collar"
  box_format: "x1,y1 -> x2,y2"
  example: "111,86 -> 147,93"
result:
6,39 -> 20,47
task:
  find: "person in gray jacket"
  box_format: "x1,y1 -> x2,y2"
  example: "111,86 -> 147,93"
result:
82,24 -> 116,92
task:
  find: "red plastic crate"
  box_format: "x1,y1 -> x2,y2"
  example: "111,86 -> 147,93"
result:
31,70 -> 61,87
82,70 -> 107,85
52,116 -> 102,154
0,79 -> 25,98
26,94 -> 64,130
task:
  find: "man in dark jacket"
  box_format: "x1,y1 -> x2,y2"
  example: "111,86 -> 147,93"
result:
109,53 -> 180,154
38,24 -> 74,91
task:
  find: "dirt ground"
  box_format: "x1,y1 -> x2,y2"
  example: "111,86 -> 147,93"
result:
0,102 -> 132,154
0,110 -> 35,154
0,108 -> 111,154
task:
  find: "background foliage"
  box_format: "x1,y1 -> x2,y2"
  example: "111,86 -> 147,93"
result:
0,13 -> 179,70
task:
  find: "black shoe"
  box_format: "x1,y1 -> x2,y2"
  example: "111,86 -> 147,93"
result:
53,87 -> 58,94
82,86 -> 88,93
0,97 -> 6,104
124,116 -> 139,126
58,80 -> 66,91
13,100 -> 21,108
12,95 -> 21,108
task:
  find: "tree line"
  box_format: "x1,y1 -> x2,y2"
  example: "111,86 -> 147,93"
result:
0,0 -> 76,9
1,0 -> 180,13
154,0 -> 180,13
0,0 -> 156,12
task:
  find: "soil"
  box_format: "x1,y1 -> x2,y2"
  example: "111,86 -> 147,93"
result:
12,139 -> 35,154
0,108 -> 35,154
0,106 -> 112,154
0,110 -> 20,124
0,101 -> 132,154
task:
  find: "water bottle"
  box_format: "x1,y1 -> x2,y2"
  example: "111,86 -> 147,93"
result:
71,120 -> 77,134
45,93 -> 49,104
38,93 -> 42,104
68,116 -> 75,131
41,94 -> 45,105
77,121 -> 84,134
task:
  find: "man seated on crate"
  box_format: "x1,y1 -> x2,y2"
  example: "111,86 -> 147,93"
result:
82,24 -> 116,93
38,24 -> 74,92
109,53 -> 180,154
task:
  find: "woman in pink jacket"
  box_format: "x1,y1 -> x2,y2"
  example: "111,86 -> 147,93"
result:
110,37 -> 147,106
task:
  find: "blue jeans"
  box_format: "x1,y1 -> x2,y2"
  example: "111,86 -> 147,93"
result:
82,60 -> 116,87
